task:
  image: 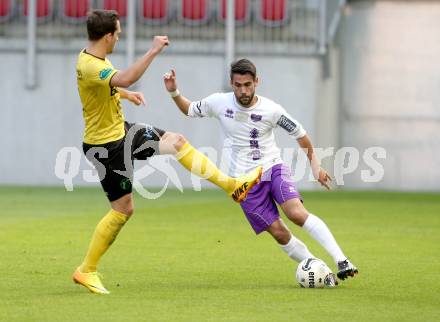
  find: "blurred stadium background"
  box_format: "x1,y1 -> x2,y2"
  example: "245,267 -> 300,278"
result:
1,0 -> 439,191
0,2 -> 439,321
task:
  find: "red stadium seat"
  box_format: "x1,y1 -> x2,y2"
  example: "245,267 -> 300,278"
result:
23,0 -> 52,19
258,0 -> 288,26
103,0 -> 127,18
62,0 -> 90,20
0,0 -> 14,22
180,0 -> 209,25
139,0 -> 169,24
219,0 -> 250,25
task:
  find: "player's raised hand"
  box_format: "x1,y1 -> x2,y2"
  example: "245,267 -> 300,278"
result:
151,36 -> 169,54
127,91 -> 146,106
163,69 -> 177,92
317,167 -> 332,190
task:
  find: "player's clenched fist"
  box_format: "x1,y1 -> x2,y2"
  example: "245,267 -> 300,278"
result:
127,91 -> 146,106
163,69 -> 177,92
152,36 -> 169,54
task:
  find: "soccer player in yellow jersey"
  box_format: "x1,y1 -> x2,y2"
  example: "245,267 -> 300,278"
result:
72,10 -> 262,294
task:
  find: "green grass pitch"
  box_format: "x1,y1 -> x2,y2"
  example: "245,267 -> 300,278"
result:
0,187 -> 438,322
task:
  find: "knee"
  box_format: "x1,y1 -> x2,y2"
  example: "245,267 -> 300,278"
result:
116,204 -> 134,217
123,206 -> 134,217
284,201 -> 309,226
112,196 -> 134,217
288,209 -> 308,226
162,132 -> 187,152
171,133 -> 187,151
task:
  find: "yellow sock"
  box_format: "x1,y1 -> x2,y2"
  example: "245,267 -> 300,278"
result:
176,142 -> 236,194
79,209 -> 128,273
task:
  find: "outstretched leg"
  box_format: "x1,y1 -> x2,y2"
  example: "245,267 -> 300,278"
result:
159,132 -> 262,202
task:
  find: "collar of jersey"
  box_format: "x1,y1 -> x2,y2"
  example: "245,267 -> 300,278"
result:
83,48 -> 106,61
233,94 -> 261,111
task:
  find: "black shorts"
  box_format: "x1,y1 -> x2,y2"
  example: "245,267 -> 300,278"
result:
83,122 -> 166,202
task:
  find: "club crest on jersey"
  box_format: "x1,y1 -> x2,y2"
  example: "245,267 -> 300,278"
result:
99,68 -> 113,80
224,109 -> 234,119
250,114 -> 262,122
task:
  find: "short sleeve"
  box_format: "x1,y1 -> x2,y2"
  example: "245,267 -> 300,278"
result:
82,59 -> 118,88
272,104 -> 307,139
188,93 -> 223,118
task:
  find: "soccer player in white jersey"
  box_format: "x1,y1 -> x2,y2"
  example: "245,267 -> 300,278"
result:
163,58 -> 358,281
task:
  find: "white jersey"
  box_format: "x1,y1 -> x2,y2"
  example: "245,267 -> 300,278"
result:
188,92 -> 306,177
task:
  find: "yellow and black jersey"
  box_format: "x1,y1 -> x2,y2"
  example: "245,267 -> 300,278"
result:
76,49 -> 125,144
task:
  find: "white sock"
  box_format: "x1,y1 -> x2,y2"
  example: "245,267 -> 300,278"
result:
281,235 -> 314,262
303,213 -> 346,264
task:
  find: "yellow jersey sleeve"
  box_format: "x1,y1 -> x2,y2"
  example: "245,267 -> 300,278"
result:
77,50 -> 125,144
82,57 -> 118,87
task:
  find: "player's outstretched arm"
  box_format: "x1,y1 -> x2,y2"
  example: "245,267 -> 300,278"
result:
163,69 -> 191,115
297,135 -> 332,190
110,36 -> 169,88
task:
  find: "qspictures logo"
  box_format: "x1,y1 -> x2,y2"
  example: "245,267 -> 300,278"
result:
55,138 -> 387,200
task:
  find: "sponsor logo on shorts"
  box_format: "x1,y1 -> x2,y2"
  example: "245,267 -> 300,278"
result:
120,178 -> 132,190
144,126 -> 155,140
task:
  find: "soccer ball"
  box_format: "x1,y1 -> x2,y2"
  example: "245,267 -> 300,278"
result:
296,258 -> 336,288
